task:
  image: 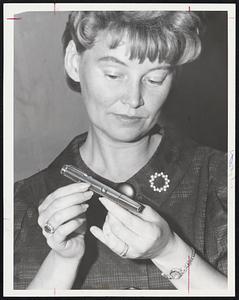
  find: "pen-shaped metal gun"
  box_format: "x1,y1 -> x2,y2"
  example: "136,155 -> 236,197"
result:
60,164 -> 145,213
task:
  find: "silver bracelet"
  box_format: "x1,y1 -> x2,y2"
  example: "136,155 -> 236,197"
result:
161,247 -> 196,280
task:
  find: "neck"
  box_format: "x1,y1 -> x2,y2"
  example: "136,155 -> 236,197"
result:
80,125 -> 162,182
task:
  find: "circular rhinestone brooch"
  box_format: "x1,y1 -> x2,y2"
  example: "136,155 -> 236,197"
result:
149,172 -> 170,193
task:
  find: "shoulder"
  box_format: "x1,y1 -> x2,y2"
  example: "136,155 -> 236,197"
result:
14,171 -> 46,217
14,132 -> 88,228
191,140 -> 227,204
48,132 -> 87,169
194,144 -> 227,181
177,132 -> 228,210
14,131 -> 88,215
165,127 -> 227,163
161,126 -> 227,168
14,131 -> 88,201
14,170 -> 48,252
184,135 -> 227,204
162,126 -> 227,201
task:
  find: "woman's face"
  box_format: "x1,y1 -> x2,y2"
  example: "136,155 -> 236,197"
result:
76,31 -> 174,143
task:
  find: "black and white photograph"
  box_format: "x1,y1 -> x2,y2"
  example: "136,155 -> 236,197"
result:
3,3 -> 235,297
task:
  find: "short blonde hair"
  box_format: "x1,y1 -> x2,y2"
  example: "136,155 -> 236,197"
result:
62,11 -> 202,90
63,11 -> 202,63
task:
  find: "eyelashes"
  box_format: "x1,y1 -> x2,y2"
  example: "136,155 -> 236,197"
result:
105,73 -> 122,80
102,67 -> 169,87
144,76 -> 167,86
104,73 -> 167,87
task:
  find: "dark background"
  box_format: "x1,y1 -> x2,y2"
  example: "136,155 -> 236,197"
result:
14,11 -> 228,181
162,12 -> 227,152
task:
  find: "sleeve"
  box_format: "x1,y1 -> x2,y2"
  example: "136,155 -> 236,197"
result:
205,151 -> 227,276
14,179 -> 50,289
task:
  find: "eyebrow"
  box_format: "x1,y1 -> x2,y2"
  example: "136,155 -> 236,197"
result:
97,56 -> 173,71
97,56 -> 128,66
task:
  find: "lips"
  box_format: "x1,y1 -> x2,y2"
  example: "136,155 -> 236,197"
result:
113,113 -> 144,120
111,113 -> 145,126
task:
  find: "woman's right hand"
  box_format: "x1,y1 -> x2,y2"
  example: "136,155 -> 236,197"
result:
37,182 -> 93,260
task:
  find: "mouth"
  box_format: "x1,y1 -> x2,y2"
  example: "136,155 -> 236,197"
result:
111,113 -> 145,126
113,113 -> 144,120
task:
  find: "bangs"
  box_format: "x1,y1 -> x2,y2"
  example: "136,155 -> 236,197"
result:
106,24 -> 181,65
105,22 -> 199,66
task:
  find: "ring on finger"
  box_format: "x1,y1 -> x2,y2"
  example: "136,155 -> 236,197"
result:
119,242 -> 129,257
43,221 -> 55,234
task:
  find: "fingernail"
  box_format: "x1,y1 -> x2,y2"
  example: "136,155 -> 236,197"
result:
78,182 -> 91,189
89,226 -> 95,232
89,226 -> 97,235
99,197 -> 108,204
82,204 -> 89,210
84,191 -> 94,198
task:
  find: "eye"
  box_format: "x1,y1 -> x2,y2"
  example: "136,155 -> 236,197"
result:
147,79 -> 164,86
105,74 -> 121,80
143,74 -> 167,87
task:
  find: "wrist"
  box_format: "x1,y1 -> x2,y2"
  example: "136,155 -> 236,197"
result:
152,231 -> 177,261
152,232 -> 192,274
51,250 -> 83,266
27,250 -> 83,289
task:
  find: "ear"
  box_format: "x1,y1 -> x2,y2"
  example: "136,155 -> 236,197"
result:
64,40 -> 81,82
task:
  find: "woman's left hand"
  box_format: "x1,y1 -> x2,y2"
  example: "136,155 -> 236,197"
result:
90,197 -> 175,260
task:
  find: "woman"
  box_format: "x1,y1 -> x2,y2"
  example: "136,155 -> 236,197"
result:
14,11 -> 227,290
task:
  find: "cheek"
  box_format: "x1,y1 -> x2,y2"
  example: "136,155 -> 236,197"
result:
146,90 -> 168,112
145,82 -> 172,116
151,77 -> 173,105
81,72 -> 123,107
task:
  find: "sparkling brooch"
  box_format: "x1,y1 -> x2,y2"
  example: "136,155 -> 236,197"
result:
149,172 -> 170,193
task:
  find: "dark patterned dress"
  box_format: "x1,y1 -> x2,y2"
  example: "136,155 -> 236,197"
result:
14,127 -> 227,289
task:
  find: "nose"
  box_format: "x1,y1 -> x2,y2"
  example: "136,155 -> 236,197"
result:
122,81 -> 144,108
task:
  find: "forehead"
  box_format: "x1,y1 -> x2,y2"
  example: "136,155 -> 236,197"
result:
83,30 -> 171,70
93,31 -> 132,60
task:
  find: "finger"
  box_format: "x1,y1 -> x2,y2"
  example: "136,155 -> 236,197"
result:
42,215 -> 86,242
139,205 -> 162,222
102,218 -> 119,248
90,226 -> 107,245
103,220 -> 126,253
107,213 -> 138,245
99,197 -> 146,234
38,190 -> 93,226
39,203 -> 88,229
49,191 -> 93,212
53,217 -> 86,244
100,197 -> 161,224
96,215 -> 115,243
102,214 -> 111,237
38,182 -> 91,212
90,226 -> 122,254
90,224 -> 126,257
